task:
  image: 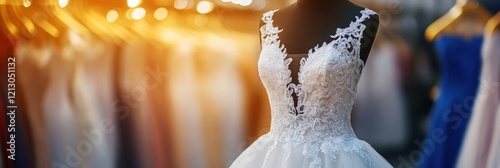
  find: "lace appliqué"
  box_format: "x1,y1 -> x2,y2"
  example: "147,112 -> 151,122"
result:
257,8 -> 378,168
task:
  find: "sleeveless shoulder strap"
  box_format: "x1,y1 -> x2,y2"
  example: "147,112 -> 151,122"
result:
358,9 -> 377,23
261,9 -> 278,25
260,9 -> 282,46
352,8 -> 377,39
331,8 -> 377,41
328,8 -> 377,66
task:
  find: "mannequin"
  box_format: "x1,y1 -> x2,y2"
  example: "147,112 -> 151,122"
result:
425,0 -> 491,41
419,1 -> 487,168
259,0 -> 379,107
259,0 -> 378,61
229,1 -> 391,167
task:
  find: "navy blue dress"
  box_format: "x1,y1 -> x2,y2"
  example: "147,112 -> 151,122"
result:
419,35 -> 483,168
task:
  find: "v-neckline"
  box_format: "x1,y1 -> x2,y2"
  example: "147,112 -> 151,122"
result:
267,8 -> 371,58
261,8 -> 374,116
266,8 -> 372,85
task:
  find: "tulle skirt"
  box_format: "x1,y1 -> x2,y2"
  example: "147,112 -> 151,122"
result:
230,133 -> 393,168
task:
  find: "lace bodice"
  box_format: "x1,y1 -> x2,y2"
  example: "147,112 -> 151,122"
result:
229,8 -> 390,168
258,8 -> 377,163
227,8 -> 393,168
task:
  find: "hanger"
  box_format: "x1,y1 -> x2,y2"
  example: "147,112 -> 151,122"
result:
0,1 -> 26,37
18,1 -> 61,47
63,0 -> 128,44
425,0 -> 491,41
486,12 -> 500,34
11,3 -> 37,39
1,1 -> 39,39
0,4 -> 21,37
12,0 -> 88,48
81,5 -> 129,44
123,4 -> 175,49
47,0 -> 96,45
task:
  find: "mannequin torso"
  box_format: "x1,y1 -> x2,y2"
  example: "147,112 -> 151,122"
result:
259,0 -> 379,105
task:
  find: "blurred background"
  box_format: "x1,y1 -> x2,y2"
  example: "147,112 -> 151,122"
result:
0,0 -> 499,168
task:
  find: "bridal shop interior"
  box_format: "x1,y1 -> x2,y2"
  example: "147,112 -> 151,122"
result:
1,0 -> 500,167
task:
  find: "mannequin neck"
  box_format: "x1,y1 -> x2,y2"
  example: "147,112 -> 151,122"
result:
295,0 -> 346,9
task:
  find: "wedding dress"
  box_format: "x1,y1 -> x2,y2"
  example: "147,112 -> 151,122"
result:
230,8 -> 393,168
457,33 -> 500,168
419,35 -> 482,168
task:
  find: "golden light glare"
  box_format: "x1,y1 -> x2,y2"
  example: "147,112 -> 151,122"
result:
239,0 -> 252,6
126,9 -> 132,20
59,0 -> 69,8
127,0 -> 142,8
193,14 -> 208,27
252,0 -> 266,10
68,30 -> 83,47
196,1 -> 214,14
154,8 -> 168,20
174,0 -> 189,9
106,10 -> 119,23
131,7 -> 146,20
223,0 -> 252,6
23,0 -> 31,7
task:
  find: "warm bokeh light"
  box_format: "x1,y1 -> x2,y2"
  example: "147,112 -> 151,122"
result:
160,29 -> 177,42
285,0 -> 295,5
106,10 -> 119,23
222,0 -> 252,7
154,8 -> 168,20
252,0 -> 266,10
239,0 -> 252,6
196,1 -> 214,14
59,0 -> 69,8
127,0 -> 142,8
67,30 -> 83,52
131,7 -> 146,20
23,0 -> 31,7
174,0 -> 189,9
193,14 -> 208,27
125,9 -> 132,20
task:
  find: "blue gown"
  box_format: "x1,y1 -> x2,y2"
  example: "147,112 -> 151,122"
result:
419,35 -> 483,168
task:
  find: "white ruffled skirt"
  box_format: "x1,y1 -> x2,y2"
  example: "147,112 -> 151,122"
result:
230,133 -> 393,168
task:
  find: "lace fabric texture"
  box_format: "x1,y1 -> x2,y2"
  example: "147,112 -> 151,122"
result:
230,8 -> 392,168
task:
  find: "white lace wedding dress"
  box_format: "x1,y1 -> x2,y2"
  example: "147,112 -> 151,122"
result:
229,8 -> 393,168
